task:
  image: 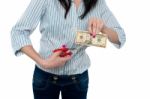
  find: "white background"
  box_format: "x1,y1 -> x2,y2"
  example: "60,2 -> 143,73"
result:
0,0 -> 150,99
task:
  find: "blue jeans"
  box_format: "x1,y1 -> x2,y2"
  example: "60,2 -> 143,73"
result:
32,65 -> 89,99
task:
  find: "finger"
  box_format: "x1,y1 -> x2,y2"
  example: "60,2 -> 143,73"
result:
60,50 -> 72,57
66,51 -> 72,56
53,48 -> 62,53
61,55 -> 72,61
99,20 -> 104,32
93,20 -> 100,38
96,20 -> 101,34
66,50 -> 71,53
92,20 -> 97,36
88,20 -> 93,35
59,51 -> 70,57
53,50 -> 63,56
92,21 -> 97,37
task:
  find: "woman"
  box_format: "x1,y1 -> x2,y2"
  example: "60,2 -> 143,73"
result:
11,0 -> 126,99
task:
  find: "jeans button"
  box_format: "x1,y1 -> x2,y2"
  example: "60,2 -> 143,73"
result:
52,76 -> 58,84
53,76 -> 58,80
71,76 -> 76,80
71,76 -> 77,83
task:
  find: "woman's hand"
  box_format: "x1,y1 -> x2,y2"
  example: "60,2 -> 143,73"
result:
88,18 -> 105,38
88,18 -> 120,45
40,50 -> 72,69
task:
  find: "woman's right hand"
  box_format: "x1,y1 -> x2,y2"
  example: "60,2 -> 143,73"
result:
40,50 -> 72,69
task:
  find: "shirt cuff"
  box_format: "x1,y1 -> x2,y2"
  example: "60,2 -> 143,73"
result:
11,32 -> 32,57
111,28 -> 126,49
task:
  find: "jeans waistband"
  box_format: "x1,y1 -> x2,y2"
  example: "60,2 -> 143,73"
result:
34,65 -> 88,80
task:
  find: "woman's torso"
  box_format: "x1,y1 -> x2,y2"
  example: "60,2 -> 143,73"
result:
35,0 -> 102,75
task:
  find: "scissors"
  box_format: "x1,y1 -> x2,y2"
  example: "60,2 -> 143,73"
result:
53,44 -> 88,57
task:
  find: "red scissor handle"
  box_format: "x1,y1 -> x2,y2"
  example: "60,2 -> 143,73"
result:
52,45 -> 72,57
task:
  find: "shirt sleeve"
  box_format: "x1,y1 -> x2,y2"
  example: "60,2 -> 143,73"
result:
98,0 -> 126,48
10,0 -> 47,56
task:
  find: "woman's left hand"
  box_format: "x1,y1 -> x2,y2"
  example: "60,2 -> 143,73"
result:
88,18 -> 105,38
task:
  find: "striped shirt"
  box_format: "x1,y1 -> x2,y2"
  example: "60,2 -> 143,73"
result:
11,0 -> 126,75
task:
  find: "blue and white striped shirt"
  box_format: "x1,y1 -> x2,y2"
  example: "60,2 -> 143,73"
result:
11,0 -> 126,75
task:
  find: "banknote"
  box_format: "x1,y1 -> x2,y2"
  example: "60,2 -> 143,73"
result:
75,30 -> 108,48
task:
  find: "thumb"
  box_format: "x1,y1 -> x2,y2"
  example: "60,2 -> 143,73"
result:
53,50 -> 63,56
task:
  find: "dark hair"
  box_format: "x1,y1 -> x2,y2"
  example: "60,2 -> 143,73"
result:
58,0 -> 98,19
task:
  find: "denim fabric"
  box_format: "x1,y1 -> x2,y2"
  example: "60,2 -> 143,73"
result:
32,65 -> 89,99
